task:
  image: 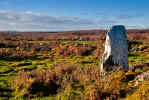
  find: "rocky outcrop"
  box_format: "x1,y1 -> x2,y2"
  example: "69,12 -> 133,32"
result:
100,25 -> 129,72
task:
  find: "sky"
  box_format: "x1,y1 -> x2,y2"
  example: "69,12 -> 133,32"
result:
0,0 -> 149,31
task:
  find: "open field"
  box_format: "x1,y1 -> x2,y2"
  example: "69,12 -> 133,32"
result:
0,30 -> 149,100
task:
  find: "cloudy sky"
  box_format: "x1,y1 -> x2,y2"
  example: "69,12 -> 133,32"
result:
0,0 -> 149,31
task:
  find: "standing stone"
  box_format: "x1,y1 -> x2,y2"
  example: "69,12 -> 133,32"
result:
100,25 -> 129,72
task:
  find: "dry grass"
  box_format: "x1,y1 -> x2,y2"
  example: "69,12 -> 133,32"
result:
13,64 -> 101,98
12,64 -> 139,100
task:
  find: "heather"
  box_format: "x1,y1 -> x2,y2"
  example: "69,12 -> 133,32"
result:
0,30 -> 149,100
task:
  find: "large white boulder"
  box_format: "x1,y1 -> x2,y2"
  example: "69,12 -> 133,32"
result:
101,25 -> 129,72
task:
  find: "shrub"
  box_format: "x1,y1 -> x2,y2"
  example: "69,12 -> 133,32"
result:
13,64 -> 101,98
13,70 -> 58,97
13,65 -> 132,100
125,81 -> 149,100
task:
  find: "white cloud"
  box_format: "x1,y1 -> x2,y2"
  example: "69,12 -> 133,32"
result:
0,11 -> 146,31
0,11 -> 100,31
9,22 -> 16,25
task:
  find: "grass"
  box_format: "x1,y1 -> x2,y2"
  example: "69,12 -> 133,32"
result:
0,39 -> 149,100
28,40 -> 51,44
73,40 -> 97,45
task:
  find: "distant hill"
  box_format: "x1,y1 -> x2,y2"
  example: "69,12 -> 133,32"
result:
0,29 -> 149,41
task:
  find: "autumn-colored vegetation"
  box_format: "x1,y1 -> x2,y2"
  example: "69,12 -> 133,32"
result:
0,29 -> 149,100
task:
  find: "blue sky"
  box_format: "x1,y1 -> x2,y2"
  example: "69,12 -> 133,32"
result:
0,0 -> 148,31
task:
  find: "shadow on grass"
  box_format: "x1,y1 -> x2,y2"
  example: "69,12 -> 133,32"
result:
0,56 -> 45,62
101,90 -> 127,100
0,69 -> 14,74
0,87 -> 13,98
23,66 -> 37,72
128,53 -> 139,57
